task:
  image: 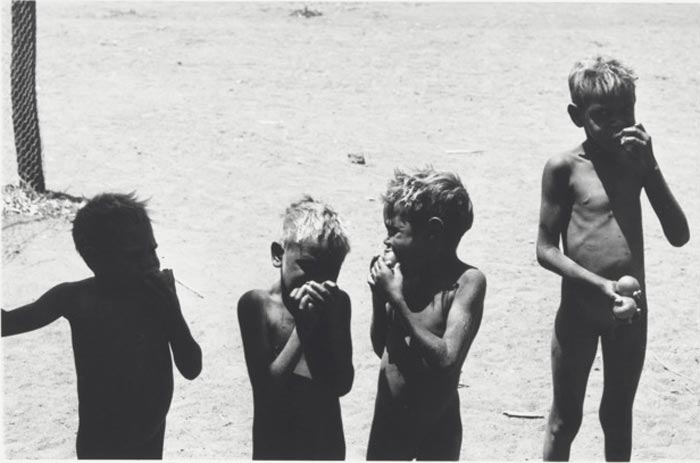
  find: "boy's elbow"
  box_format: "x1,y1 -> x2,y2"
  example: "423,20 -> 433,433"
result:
176,343 -> 202,380
335,366 -> 354,397
181,364 -> 201,380
669,228 -> 690,247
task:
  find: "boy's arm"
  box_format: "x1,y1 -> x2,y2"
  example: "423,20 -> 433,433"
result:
144,270 -> 202,380
378,263 -> 485,372
536,156 -> 617,299
621,125 -> 690,246
1,283 -> 69,337
369,256 -> 389,358
237,291 -> 304,390
324,289 -> 354,396
294,282 -> 354,396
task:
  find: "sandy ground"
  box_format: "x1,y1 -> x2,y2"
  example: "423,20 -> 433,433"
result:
2,2 -> 699,460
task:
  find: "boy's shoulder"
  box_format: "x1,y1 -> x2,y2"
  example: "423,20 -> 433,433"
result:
45,278 -> 96,301
36,278 -> 97,319
545,144 -> 587,171
455,265 -> 486,292
237,288 -> 275,318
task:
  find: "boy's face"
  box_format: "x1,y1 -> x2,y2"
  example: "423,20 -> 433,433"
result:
383,211 -> 431,272
274,241 -> 342,295
101,221 -> 160,281
572,94 -> 636,153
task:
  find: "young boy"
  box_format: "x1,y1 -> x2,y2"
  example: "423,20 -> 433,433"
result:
367,167 -> 486,461
237,196 -> 354,460
2,193 -> 202,459
537,56 -> 689,461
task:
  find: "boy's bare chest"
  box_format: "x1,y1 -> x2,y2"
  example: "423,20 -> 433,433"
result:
266,304 -> 296,351
391,293 -> 448,335
571,163 -> 642,213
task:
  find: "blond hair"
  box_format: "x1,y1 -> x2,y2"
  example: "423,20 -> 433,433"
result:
569,56 -> 637,107
281,195 -> 350,263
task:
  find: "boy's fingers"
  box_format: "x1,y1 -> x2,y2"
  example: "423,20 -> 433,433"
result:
303,285 -> 326,304
307,281 -> 330,298
323,281 -> 338,291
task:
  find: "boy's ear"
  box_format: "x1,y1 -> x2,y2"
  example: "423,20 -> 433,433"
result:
568,104 -> 584,127
271,242 -> 284,268
426,217 -> 445,239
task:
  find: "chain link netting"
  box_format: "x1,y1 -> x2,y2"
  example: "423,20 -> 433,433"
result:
11,0 -> 45,193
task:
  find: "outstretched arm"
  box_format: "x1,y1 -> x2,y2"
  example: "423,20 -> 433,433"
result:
536,156 -> 618,299
1,283 -> 69,337
372,259 -> 485,373
145,270 -> 202,380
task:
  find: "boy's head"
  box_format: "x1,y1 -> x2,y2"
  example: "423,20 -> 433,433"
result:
271,196 -> 350,291
382,167 -> 473,267
72,193 -> 159,280
567,56 -> 638,151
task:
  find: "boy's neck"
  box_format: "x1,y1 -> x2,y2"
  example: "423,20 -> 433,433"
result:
582,138 -> 618,162
412,250 -> 461,283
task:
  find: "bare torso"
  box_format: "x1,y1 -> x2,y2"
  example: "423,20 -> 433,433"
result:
561,145 -> 647,327
377,277 -> 462,428
242,289 -> 345,460
63,279 -> 173,448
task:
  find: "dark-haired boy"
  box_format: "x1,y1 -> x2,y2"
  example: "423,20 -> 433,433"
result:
537,56 -> 689,461
2,193 -> 202,459
367,167 -> 486,461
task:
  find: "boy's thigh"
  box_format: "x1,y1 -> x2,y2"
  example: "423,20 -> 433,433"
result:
367,409 -> 417,460
76,421 -> 165,459
416,406 -> 462,461
600,317 -> 647,401
551,308 -> 600,408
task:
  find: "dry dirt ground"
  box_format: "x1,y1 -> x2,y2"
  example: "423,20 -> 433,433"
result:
2,2 -> 699,460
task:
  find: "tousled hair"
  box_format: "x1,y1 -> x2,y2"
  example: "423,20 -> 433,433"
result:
383,166 -> 473,246
569,55 -> 637,107
72,192 -> 151,262
281,195 -> 350,264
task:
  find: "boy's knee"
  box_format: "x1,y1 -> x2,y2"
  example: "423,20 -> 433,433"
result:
548,411 -> 583,442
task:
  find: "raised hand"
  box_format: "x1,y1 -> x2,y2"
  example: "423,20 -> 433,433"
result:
616,123 -> 656,174
370,257 -> 404,303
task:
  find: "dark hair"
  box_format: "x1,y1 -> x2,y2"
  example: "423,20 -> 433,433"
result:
72,192 -> 151,262
383,166 -> 473,246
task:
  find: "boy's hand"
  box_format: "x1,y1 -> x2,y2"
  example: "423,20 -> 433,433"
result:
613,296 -> 639,324
142,269 -> 182,323
617,123 -> 656,173
291,281 -> 340,311
291,281 -> 339,330
370,257 -> 403,303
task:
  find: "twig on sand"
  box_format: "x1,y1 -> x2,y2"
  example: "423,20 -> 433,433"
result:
175,278 -> 205,299
649,350 -> 697,394
502,411 -> 545,419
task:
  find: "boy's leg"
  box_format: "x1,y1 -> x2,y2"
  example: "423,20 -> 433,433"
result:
366,400 -> 416,461
599,315 -> 646,462
415,403 -> 462,461
544,308 -> 599,461
129,421 -> 166,459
